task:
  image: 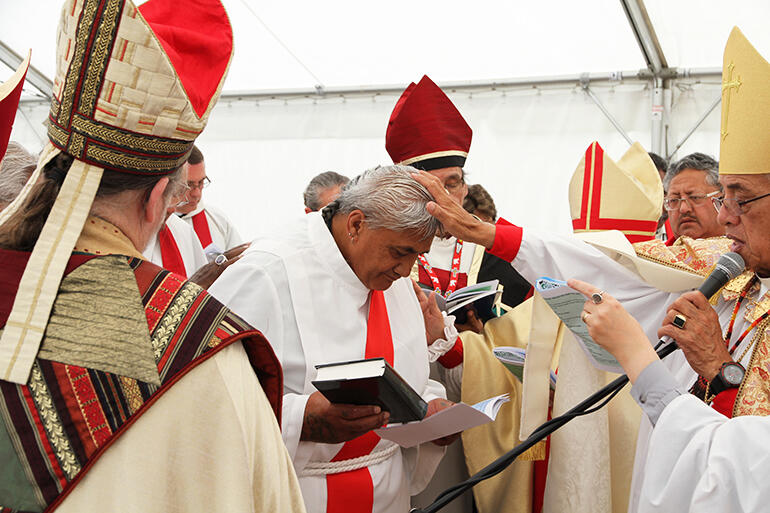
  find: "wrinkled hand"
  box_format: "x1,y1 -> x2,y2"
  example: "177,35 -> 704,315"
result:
412,280 -> 446,345
425,398 -> 461,446
454,307 -> 483,334
658,291 -> 730,380
188,243 -> 250,289
569,279 -> 657,383
411,171 -> 496,249
300,392 -> 390,444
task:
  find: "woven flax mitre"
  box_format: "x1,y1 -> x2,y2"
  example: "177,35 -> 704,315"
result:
569,141 -> 663,243
719,27 -> 770,175
0,0 -> 232,384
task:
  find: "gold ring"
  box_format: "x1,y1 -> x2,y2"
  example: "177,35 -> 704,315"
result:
673,313 -> 687,329
581,311 -> 589,323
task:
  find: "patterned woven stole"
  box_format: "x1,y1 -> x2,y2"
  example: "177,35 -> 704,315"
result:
157,225 -> 187,277
326,290 -> 394,513
191,211 -> 214,249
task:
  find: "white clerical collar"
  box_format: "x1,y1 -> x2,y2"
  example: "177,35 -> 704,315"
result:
306,212 -> 370,307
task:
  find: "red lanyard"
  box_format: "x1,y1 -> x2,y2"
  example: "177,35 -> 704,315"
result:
723,275 -> 769,355
418,239 -> 463,298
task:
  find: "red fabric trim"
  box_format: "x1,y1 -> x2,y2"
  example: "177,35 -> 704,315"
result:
532,410 -> 552,513
66,365 -> 112,447
711,388 -> 738,418
326,290 -> 396,511
326,469 -> 374,513
496,217 -> 514,227
21,386 -> 68,490
665,233 -> 677,247
0,250 -> 95,328
438,338 -> 464,369
157,225 -> 187,277
138,0 -> 232,118
44,329 -> 277,513
144,272 -> 186,333
0,58 -> 28,160
576,218 -> 658,232
571,142 -> 656,241
488,222 -> 523,263
191,211 -> 214,249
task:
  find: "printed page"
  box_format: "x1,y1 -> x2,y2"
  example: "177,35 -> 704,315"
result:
375,394 -> 510,448
535,277 -> 623,373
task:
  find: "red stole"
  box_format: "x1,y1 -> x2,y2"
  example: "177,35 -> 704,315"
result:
191,210 -> 214,249
326,290 -> 394,513
157,225 -> 187,277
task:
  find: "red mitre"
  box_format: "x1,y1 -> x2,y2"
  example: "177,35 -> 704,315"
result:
0,51 -> 30,162
385,75 -> 472,171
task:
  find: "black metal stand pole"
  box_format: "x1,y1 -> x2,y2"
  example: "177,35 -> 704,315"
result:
412,341 -> 679,513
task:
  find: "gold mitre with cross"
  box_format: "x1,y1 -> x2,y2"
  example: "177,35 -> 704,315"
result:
720,27 -> 770,175
0,0 -> 232,384
569,141 -> 662,243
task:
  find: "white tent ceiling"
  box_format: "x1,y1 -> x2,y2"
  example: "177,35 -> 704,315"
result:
1,1 -> 769,240
2,0 -> 769,94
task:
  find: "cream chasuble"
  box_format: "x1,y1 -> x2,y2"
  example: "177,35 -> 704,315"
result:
58,218 -> 306,513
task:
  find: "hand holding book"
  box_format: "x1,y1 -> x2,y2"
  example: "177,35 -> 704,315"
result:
300,391 -> 390,444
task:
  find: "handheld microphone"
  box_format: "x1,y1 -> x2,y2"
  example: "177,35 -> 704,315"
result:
698,252 -> 745,299
655,251 -> 745,356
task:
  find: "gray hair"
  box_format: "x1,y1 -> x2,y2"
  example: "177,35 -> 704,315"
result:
330,164 -> 444,241
664,152 -> 721,191
0,142 -> 37,207
303,171 -> 350,211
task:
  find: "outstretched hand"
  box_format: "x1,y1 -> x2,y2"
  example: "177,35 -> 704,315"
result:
568,279 -> 657,383
411,171 -> 496,249
188,242 -> 250,289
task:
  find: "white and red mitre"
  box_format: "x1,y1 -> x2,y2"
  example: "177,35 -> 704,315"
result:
569,141 -> 663,243
386,75 -> 472,170
0,51 -> 30,165
0,0 -> 233,384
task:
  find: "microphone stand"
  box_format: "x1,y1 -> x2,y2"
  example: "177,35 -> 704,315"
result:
411,341 -> 679,513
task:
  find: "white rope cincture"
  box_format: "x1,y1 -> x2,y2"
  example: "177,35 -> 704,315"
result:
298,443 -> 399,477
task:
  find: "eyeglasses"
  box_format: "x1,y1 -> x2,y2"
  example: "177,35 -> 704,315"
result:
172,181 -> 192,209
663,191 -> 721,211
444,179 -> 465,192
712,191 -> 770,216
187,176 -> 211,190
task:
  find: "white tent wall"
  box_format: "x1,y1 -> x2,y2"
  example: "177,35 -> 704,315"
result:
11,80 -> 721,242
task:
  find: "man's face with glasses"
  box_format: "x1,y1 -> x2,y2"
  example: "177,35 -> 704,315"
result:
664,169 -> 723,239
715,174 -> 770,277
176,161 -> 209,214
428,166 -> 467,205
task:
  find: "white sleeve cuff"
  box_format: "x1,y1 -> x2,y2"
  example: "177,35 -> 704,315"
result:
427,312 -> 459,363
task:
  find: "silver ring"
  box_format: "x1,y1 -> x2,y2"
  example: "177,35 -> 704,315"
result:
591,291 -> 604,304
214,254 -> 228,266
673,313 -> 687,329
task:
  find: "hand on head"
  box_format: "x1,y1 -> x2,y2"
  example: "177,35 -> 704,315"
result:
568,279 -> 658,382
411,171 -> 496,249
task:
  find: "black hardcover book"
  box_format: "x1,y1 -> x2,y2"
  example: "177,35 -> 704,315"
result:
312,357 -> 428,424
